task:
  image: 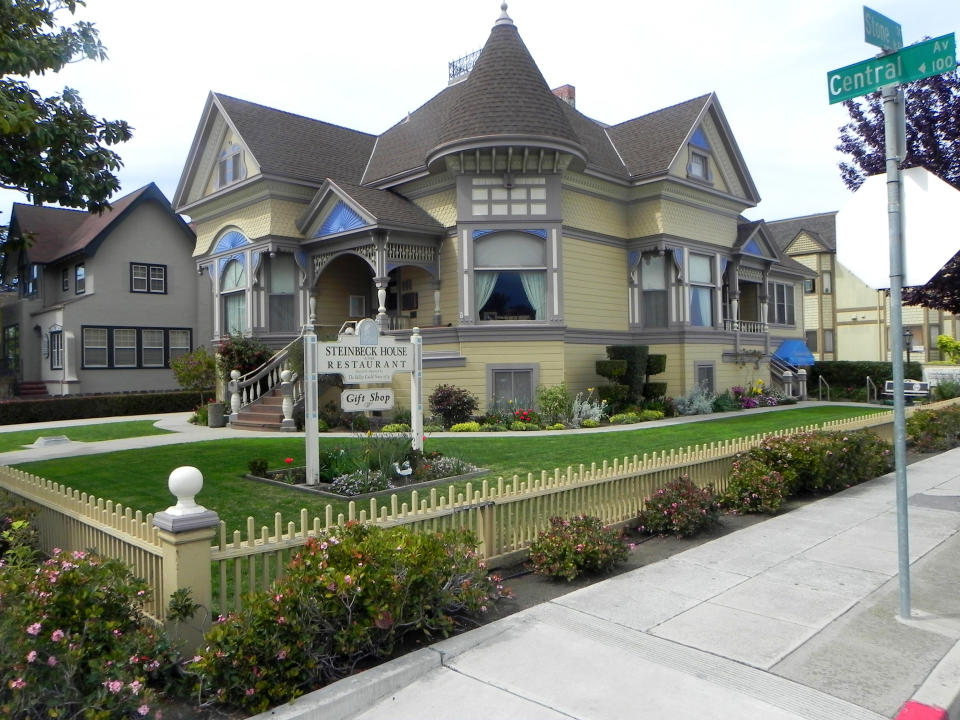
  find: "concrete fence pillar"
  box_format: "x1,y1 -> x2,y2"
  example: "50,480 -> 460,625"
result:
782,370 -> 794,398
797,369 -> 808,400
152,466 -> 219,651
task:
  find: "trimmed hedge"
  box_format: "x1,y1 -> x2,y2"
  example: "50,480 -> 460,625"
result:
809,361 -> 924,389
0,390 -> 201,424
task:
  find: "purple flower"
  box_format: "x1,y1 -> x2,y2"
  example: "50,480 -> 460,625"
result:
25,622 -> 41,636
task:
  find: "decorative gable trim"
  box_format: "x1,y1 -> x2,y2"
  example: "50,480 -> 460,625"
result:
317,202 -> 367,237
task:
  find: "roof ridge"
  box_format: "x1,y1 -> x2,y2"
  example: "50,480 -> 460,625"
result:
214,92 -> 377,138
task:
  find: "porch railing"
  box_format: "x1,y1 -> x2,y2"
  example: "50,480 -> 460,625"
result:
228,334 -> 303,425
723,319 -> 767,333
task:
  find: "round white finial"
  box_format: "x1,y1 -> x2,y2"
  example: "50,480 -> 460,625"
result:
496,1 -> 513,25
230,369 -> 241,380
166,466 -> 205,516
280,369 -> 292,382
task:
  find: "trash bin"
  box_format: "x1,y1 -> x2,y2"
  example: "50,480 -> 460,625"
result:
207,402 -> 226,428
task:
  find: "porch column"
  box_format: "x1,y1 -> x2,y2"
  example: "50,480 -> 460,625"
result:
374,276 -> 389,330
432,279 -> 441,327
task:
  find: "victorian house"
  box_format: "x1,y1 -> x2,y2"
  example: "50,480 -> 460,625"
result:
173,5 -> 811,410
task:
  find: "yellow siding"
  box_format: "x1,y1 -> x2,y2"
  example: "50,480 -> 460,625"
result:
626,198 -> 663,238
660,200 -> 737,246
394,266 -> 434,327
314,256 -> 371,325
201,131 -> 262,198
194,198 -> 291,256
562,190 -> 628,238
562,238 -> 628,331
438,235 -> 459,326
701,114 -> 741,196
837,323 -> 883,361
413,190 -> 457,227
786,231 -> 825,255
562,343 -> 610,395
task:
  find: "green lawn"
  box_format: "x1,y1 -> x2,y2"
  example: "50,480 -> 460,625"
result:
0,420 -> 171,453
12,405 -> 885,535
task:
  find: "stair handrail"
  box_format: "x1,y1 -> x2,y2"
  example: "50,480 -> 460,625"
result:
769,354 -> 800,396
866,376 -> 878,404
818,375 -> 831,402
228,334 -> 304,422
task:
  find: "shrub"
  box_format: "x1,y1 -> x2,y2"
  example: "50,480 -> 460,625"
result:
608,412 -> 642,425
596,383 -> 630,414
570,388 -> 608,427
0,492 -> 37,560
216,334 -> 272,377
642,382 -> 668,401
450,421 -> 482,433
527,515 -> 629,581
937,334 -> 960,364
722,457 -> 790,514
546,422 -> 566,430
508,421 -> 540,431
0,391 -> 200,424
536,383 -> 572,424
190,525 -> 509,713
248,457 -> 268,476
745,430 -> 892,494
580,418 -> 600,428
932,381 -> 960,401
0,547 -> 175,720
380,423 -> 411,433
605,345 -> 649,403
189,402 -> 209,426
423,424 -> 444,433
712,390 -> 740,413
638,475 -> 721,537
639,409 -> 664,421
429,384 -> 479,428
170,345 -> 217,404
674,385 -> 715,415
391,406 -> 412,425
480,424 -> 508,432
907,406 -> 960,452
330,469 -> 390,496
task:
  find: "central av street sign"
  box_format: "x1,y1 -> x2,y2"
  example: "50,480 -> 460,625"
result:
827,33 -> 956,104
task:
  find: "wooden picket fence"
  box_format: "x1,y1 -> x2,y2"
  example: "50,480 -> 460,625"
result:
10,402 -> 960,625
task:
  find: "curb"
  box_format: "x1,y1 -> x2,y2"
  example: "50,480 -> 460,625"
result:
895,639 -> 960,720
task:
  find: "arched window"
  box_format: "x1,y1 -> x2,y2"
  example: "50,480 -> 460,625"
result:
474,231 -> 546,321
221,259 -> 247,334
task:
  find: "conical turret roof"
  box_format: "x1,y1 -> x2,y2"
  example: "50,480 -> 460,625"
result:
427,5 -> 585,165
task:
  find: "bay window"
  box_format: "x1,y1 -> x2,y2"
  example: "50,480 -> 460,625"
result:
641,254 -> 667,328
268,254 -> 296,332
221,259 -> 247,335
475,231 -> 546,321
767,282 -> 796,326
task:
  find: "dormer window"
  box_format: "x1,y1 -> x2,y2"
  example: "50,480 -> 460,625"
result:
217,145 -> 246,188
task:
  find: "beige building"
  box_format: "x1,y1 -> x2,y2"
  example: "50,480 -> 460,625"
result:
769,212 -> 959,363
174,6 -> 812,412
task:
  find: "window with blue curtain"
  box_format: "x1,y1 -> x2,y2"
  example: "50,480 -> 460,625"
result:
474,231 -> 546,321
688,253 -> 714,327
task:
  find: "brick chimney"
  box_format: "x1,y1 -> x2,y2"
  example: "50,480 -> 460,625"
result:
552,84 -> 576,108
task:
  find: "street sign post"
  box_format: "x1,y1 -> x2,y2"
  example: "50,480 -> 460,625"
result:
827,33 -> 956,104
863,6 -> 902,52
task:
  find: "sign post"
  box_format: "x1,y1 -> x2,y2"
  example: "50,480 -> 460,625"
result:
826,11 -> 957,620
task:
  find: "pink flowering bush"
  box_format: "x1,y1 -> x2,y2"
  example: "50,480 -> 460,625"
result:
907,406 -> 960,452
0,544 -> 174,719
722,457 -> 790,514
637,474 -> 721,537
527,515 -> 629,581
190,523 -> 510,714
744,429 -> 892,495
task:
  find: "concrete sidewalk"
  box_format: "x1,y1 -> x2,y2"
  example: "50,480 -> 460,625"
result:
252,448 -> 960,720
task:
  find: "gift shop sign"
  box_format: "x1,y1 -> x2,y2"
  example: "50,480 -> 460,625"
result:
341,388 -> 395,411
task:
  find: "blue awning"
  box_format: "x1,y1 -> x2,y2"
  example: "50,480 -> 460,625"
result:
773,339 -> 816,366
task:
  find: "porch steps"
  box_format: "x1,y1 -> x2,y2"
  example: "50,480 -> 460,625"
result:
231,391 -> 285,431
17,381 -> 50,399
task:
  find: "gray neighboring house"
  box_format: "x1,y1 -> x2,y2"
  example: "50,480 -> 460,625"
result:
2,183 -> 211,397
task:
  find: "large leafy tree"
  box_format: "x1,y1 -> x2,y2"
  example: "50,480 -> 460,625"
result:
0,0 -> 132,214
836,69 -> 960,313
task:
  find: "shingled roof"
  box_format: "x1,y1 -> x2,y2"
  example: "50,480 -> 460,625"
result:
430,12 -> 583,159
606,95 -> 711,179
215,94 -> 376,186
325,180 -> 444,233
12,184 -> 192,264
766,211 -> 838,252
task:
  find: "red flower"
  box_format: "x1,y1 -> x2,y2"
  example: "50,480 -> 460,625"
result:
285,457 -> 294,465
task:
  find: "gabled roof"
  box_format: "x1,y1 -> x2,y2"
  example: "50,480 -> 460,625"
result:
215,94 -> 376,185
12,184 -> 193,264
734,218 -> 817,278
606,95 -> 711,179
766,211 -> 838,253
299,179 -> 444,237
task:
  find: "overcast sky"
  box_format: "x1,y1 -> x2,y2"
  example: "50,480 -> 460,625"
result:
3,0 -> 959,225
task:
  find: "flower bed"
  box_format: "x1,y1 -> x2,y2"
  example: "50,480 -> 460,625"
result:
245,467 -> 489,500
